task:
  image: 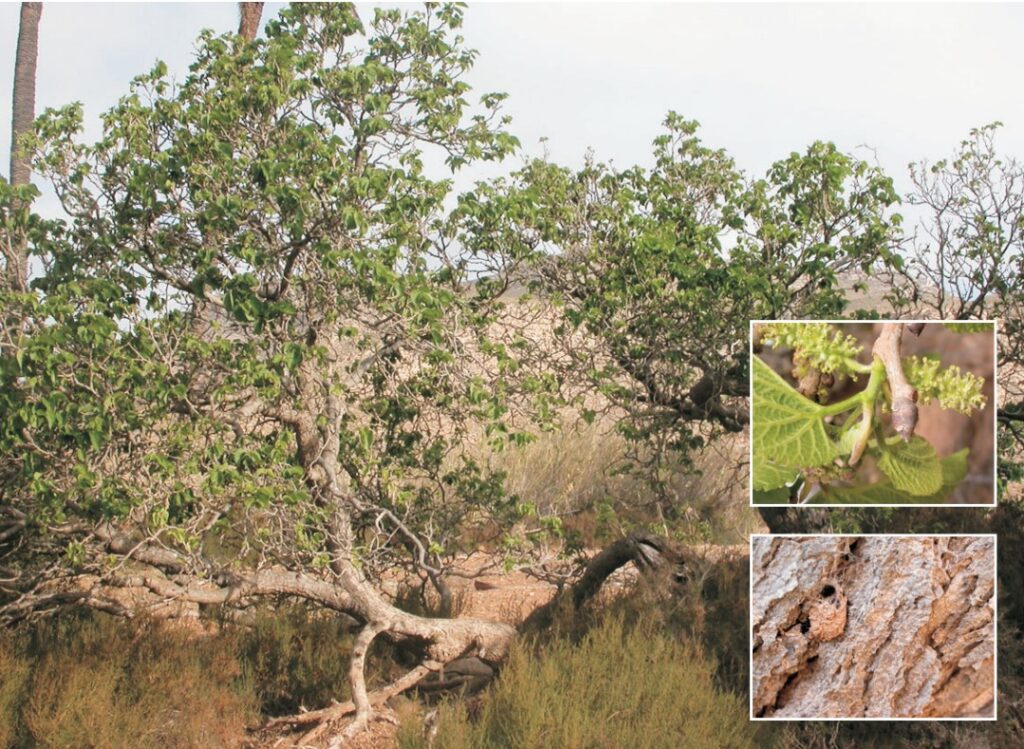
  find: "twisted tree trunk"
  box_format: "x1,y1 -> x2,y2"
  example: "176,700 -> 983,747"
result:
751,535 -> 995,719
521,531 -> 692,632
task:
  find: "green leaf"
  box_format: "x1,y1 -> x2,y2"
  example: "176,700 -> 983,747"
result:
837,416 -> 873,455
753,487 -> 790,504
752,356 -> 838,469
877,436 -> 943,496
814,448 -> 969,505
752,452 -> 799,491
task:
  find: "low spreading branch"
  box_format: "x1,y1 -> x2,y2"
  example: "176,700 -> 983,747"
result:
522,531 -> 692,631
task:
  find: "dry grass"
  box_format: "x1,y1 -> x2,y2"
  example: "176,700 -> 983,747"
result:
396,611 -> 763,749
0,638 -> 31,748
236,605 -> 357,716
1,614 -> 255,749
0,605 -> 372,749
493,419 -> 762,546
496,424 -> 637,518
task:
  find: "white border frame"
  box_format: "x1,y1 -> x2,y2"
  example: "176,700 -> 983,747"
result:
749,319 -> 999,508
748,533 -> 999,722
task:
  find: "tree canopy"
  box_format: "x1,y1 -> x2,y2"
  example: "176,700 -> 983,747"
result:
1,2 -> 1021,740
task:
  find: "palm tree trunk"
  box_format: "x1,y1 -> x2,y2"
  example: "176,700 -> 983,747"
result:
238,2 -> 263,41
7,2 -> 42,292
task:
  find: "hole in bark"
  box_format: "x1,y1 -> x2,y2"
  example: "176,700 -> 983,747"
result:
799,618 -> 811,634
820,584 -> 836,598
775,670 -> 801,710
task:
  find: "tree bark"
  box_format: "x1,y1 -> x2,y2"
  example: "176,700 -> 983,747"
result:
6,1 -> 41,292
237,2 -> 263,41
751,535 -> 995,719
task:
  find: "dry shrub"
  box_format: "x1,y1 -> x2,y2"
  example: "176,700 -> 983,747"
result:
15,614 -> 254,749
569,558 -> 750,694
237,602 -> 412,717
401,613 -> 762,749
0,605 -> 401,748
235,603 -> 357,716
671,556 -> 750,694
393,580 -> 471,620
0,637 -> 31,748
494,421 -> 762,548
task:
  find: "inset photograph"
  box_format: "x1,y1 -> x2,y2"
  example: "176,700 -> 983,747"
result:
750,534 -> 996,720
751,321 -> 995,506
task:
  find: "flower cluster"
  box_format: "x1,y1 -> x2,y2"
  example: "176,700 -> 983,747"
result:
904,356 -> 987,415
759,322 -> 864,376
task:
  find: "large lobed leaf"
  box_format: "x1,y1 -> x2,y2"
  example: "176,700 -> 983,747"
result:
877,436 -> 943,496
752,487 -> 791,504
813,448 -> 969,505
752,356 -> 838,470
752,452 -> 799,492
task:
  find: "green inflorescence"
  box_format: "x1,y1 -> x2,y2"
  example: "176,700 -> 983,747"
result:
903,356 -> 987,415
759,322 -> 864,376
753,322 -> 988,504
942,322 -> 994,334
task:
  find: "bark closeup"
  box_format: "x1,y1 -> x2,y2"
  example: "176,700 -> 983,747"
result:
7,2 -> 42,291
237,2 -> 263,41
751,535 -> 995,719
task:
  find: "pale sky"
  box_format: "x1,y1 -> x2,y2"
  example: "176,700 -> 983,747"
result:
3,2 -> 1024,209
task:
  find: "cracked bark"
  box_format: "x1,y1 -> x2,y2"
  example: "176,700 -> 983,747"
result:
751,535 -> 995,718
